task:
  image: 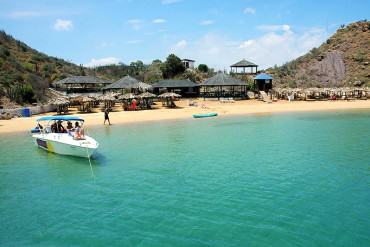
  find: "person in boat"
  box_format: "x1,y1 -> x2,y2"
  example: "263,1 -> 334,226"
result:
35,123 -> 43,131
66,121 -> 73,130
51,121 -> 57,133
74,122 -> 85,139
66,121 -> 74,134
104,108 -> 111,125
56,120 -> 66,133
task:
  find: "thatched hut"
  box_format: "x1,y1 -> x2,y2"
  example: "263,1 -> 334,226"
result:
230,59 -> 258,74
200,73 -> 247,99
152,79 -> 199,97
53,76 -> 112,94
103,75 -> 151,94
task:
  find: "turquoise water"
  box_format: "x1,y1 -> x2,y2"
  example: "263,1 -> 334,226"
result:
1,110 -> 370,246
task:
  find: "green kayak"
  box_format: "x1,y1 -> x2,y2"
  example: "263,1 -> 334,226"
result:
193,112 -> 218,118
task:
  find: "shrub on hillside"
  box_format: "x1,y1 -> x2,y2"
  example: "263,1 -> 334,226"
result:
198,64 -> 209,73
161,54 -> 185,78
0,46 -> 10,58
22,62 -> 35,72
6,83 -> 35,104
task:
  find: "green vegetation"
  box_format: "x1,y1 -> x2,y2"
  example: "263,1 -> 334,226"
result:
0,30 -> 96,104
160,54 -> 185,78
0,29 -> 218,104
6,83 -> 35,103
198,64 -> 209,73
353,52 -> 367,63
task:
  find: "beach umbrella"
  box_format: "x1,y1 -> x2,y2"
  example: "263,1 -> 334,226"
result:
97,92 -> 118,109
137,82 -> 152,92
50,97 -> 70,105
158,92 -> 182,98
138,92 -> 157,98
49,97 -> 70,114
119,93 -> 137,100
97,92 -> 117,101
80,96 -> 94,102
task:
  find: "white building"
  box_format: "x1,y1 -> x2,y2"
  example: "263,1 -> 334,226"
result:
182,59 -> 195,69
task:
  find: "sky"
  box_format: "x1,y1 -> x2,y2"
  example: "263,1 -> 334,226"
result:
0,0 -> 369,69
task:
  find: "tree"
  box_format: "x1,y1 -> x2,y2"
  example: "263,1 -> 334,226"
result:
198,64 -> 209,73
160,54 -> 185,78
144,61 -> 163,83
152,59 -> 162,64
130,60 -> 145,72
79,64 -> 86,76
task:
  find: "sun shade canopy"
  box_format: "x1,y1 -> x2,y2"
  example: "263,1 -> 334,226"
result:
37,116 -> 84,122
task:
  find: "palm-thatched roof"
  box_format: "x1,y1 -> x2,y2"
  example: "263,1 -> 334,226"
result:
50,97 -> 70,105
230,59 -> 257,67
118,93 -> 137,100
138,92 -> 157,98
53,76 -> 112,85
71,96 -> 95,103
137,82 -> 152,91
152,79 -> 198,88
103,75 -> 146,90
158,92 -> 182,98
97,92 -> 117,101
201,73 -> 247,86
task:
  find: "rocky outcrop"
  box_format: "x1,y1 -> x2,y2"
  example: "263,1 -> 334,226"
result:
269,20 -> 370,88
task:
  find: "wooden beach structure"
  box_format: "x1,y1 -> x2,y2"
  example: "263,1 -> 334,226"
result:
230,59 -> 258,74
152,79 -> 199,97
254,73 -> 273,93
53,76 -> 112,94
200,73 -> 248,100
102,75 -> 151,94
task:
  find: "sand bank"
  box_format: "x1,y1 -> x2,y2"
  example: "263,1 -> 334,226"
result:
1,99 -> 370,134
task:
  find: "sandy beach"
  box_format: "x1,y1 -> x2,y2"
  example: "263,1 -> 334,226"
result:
1,99 -> 370,134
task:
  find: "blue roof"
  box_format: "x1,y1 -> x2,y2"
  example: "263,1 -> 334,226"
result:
255,73 -> 273,80
36,116 -> 84,122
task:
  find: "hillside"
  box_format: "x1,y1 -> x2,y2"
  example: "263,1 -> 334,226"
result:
0,30 -> 209,105
268,20 -> 370,88
0,31 -> 92,103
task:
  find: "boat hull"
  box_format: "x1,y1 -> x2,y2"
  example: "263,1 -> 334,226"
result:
32,134 -> 98,158
193,112 -> 218,118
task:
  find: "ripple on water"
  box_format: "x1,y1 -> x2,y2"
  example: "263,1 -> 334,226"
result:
0,111 -> 370,246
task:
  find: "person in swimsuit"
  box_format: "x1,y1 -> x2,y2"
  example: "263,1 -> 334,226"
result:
104,108 -> 111,125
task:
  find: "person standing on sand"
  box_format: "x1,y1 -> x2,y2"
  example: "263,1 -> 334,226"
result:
104,108 -> 111,125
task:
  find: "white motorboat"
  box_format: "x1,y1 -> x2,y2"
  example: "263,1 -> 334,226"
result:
31,116 -> 99,158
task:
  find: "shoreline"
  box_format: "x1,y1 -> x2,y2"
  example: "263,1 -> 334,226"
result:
1,99 -> 370,134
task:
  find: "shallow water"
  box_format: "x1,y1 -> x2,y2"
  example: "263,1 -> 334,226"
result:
1,110 -> 370,246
